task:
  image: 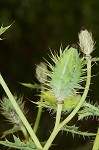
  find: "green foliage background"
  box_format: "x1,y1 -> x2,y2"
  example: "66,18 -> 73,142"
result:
0,0 -> 99,149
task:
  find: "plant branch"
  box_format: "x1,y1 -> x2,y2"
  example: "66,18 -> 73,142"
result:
21,126 -> 29,143
0,74 -> 42,149
33,100 -> 43,134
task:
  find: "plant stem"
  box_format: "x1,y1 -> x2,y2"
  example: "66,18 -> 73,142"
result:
0,74 -> 42,149
54,104 -> 62,128
33,101 -> 43,134
43,104 -> 62,150
21,126 -> 29,143
59,57 -> 91,128
33,89 -> 44,134
92,127 -> 99,150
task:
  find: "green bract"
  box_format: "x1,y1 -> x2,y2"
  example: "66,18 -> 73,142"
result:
36,91 -> 80,112
46,47 -> 84,102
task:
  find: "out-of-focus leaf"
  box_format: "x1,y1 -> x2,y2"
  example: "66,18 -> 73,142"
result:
0,24 -> 12,36
91,57 -> 99,62
20,83 -> 41,89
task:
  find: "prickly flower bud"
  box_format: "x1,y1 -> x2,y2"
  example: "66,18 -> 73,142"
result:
46,47 -> 83,103
0,96 -> 27,126
79,29 -> 95,55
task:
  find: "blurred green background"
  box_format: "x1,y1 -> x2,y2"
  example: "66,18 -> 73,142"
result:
0,0 -> 99,149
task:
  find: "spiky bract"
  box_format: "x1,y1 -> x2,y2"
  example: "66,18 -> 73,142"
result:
36,91 -> 80,112
46,47 -> 84,102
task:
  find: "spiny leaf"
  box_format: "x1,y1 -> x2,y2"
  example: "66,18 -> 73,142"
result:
62,125 -> 96,137
78,101 -> 99,120
46,47 -> 84,102
0,135 -> 36,150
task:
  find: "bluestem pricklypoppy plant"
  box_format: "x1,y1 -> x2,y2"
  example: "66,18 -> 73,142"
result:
0,24 -> 99,150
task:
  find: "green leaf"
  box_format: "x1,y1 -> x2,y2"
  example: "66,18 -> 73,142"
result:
78,101 -> 99,120
0,24 -> 12,38
0,135 -> 36,150
62,125 -> 96,137
1,125 -> 20,139
20,83 -> 41,89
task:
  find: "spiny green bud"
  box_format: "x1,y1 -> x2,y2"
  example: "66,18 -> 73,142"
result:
78,28 -> 95,56
45,46 -> 84,103
0,96 -> 27,126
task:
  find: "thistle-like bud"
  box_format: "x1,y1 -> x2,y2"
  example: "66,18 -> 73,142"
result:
78,28 -> 95,56
0,96 -> 27,126
45,47 -> 83,103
